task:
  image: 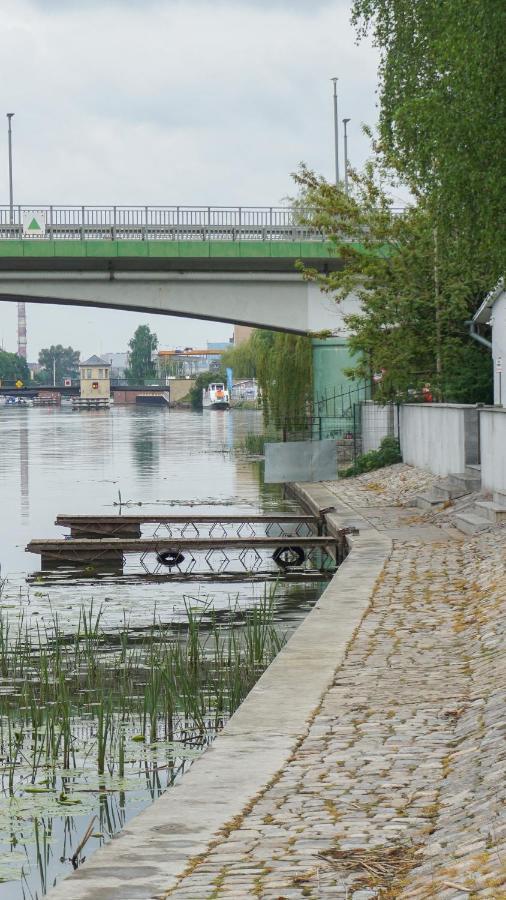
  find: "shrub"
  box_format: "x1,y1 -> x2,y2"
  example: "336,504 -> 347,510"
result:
340,436 -> 402,478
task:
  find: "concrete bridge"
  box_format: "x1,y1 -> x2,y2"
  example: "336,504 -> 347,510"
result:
0,205 -> 353,334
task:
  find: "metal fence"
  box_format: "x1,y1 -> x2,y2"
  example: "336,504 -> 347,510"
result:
268,382 -> 373,467
0,205 -> 325,242
0,204 -> 404,242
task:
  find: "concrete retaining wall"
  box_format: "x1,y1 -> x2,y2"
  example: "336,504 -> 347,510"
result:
361,402 -> 396,453
399,403 -> 480,476
480,407 -> 506,496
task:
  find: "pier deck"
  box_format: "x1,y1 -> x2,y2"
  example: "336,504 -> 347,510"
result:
55,513 -> 321,538
26,535 -> 337,572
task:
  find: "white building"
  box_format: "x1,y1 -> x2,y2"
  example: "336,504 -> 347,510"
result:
472,279 -> 506,406
231,379 -> 259,402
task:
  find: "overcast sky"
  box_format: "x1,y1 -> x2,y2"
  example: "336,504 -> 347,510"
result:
0,0 -> 380,360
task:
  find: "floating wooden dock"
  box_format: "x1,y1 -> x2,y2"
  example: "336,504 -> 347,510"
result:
27,512 -> 335,574
55,513 -> 321,538
26,535 -> 336,571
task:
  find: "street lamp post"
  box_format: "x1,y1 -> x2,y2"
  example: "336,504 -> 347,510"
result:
6,113 -> 14,224
343,118 -> 350,194
331,78 -> 339,186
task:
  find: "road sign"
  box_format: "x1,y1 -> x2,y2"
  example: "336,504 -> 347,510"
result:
496,357 -> 503,373
64,378 -> 72,387
22,211 -> 46,238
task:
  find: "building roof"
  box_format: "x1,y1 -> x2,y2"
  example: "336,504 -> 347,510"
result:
80,355 -> 111,367
158,349 -> 226,357
473,278 -> 505,325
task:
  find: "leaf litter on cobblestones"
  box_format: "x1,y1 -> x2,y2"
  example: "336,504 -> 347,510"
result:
317,844 -> 420,894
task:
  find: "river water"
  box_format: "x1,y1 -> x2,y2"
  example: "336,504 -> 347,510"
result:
0,405 -> 325,898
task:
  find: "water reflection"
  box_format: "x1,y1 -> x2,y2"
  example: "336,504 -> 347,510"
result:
19,420 -> 29,521
0,405 -> 326,900
131,414 -> 160,476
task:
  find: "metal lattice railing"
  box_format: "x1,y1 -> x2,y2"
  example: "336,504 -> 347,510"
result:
0,205 -> 327,241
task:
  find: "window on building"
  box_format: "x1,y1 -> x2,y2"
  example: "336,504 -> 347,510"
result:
98,368 -> 104,378
86,369 -> 92,379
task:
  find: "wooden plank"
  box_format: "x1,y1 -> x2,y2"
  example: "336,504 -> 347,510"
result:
27,536 -> 335,554
55,514 -> 318,525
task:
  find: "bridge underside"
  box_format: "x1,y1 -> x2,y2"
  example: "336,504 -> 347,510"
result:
0,241 -> 346,334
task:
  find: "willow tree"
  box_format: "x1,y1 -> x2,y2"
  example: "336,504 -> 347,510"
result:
228,329 -> 312,422
253,330 -> 312,423
293,163 -> 492,403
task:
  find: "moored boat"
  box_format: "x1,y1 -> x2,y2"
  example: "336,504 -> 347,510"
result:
202,382 -> 230,410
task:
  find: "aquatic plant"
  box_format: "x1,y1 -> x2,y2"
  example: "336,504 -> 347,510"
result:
0,595 -> 285,793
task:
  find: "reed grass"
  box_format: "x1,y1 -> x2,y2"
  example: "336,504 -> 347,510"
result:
0,592 -> 285,794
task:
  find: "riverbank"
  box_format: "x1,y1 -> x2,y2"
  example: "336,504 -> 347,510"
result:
46,464 -> 506,899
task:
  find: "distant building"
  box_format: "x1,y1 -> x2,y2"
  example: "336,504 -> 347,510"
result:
102,352 -> 129,381
157,341 -> 232,380
234,325 -> 254,346
76,355 -> 111,408
231,379 -> 259,402
28,362 -> 43,380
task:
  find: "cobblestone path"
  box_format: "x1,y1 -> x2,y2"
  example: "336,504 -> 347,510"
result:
164,530 -> 506,899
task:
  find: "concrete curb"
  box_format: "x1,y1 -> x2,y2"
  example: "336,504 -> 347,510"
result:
45,484 -> 392,900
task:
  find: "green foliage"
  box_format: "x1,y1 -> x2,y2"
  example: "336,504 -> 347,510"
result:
351,0 -> 505,287
236,433 -> 266,455
38,345 -> 80,385
250,329 -> 312,422
125,325 -> 158,385
293,163 -> 493,402
340,436 -> 402,478
189,370 -> 221,409
201,329 -> 312,420
441,340 -> 493,405
220,340 -> 257,380
0,350 -> 30,385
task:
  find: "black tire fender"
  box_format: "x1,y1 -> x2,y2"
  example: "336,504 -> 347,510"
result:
272,545 -> 305,569
156,549 -> 185,568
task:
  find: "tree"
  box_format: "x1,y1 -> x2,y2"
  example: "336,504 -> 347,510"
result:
125,325 -> 158,384
38,345 -> 80,385
189,370 -> 221,409
221,329 -> 312,421
0,350 -> 30,385
293,163 -> 492,403
220,340 -> 257,380
351,0 -> 506,283
250,330 -> 312,422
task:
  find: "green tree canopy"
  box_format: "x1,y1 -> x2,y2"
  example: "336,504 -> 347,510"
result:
351,0 -> 506,281
250,329 -> 312,422
293,163 -> 492,403
38,345 -> 80,385
125,325 -> 158,385
0,350 -> 30,385
220,339 -> 257,380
